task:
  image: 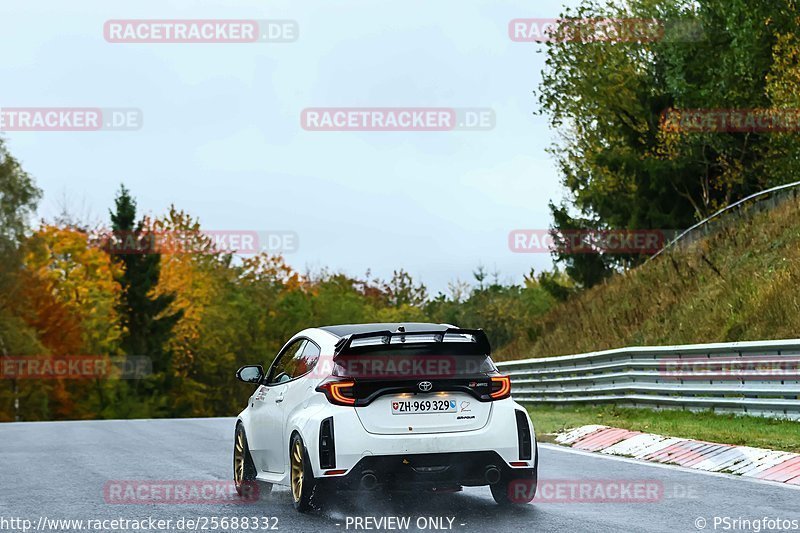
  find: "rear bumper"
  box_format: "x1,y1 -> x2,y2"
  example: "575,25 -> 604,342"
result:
299,397 -> 536,478
323,451 -> 535,490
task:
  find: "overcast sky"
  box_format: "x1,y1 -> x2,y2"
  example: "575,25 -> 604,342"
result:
1,0 -> 580,294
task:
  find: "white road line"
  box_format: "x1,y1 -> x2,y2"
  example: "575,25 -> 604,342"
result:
539,443 -> 800,491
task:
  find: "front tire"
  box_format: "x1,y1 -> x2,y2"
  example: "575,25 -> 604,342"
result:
234,424 -> 270,498
289,433 -> 317,512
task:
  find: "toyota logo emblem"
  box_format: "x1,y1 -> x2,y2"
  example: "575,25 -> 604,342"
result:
418,381 -> 433,392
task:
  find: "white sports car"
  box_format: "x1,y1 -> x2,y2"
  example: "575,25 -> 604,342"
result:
233,323 -> 538,512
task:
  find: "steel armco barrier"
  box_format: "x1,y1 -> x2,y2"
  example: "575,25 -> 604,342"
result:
649,179 -> 800,261
496,339 -> 800,419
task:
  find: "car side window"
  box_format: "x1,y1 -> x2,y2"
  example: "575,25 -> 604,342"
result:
269,339 -> 306,384
294,340 -> 321,376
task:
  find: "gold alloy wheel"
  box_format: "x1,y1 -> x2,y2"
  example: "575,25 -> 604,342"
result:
290,439 -> 304,502
234,430 -> 245,487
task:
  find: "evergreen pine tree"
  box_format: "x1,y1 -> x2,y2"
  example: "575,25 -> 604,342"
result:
110,185 -> 183,379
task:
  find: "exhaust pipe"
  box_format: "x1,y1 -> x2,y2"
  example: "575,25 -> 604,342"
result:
360,471 -> 378,491
485,466 -> 501,485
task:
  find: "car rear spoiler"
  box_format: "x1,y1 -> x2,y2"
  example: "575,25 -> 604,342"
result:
333,328 -> 492,357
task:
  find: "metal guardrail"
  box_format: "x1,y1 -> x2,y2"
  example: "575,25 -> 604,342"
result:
496,339 -> 800,419
649,179 -> 800,261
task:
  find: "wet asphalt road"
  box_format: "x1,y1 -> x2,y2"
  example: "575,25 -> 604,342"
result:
1,417 -> 798,533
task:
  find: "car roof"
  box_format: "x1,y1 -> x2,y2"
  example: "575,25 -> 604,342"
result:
317,322 -> 451,338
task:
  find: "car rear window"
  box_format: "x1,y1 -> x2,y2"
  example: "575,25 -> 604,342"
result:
332,351 -> 496,379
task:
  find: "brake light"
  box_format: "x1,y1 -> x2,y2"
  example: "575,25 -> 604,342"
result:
490,375 -> 511,400
316,379 -> 356,405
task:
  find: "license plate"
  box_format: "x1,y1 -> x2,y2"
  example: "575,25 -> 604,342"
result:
391,398 -> 457,415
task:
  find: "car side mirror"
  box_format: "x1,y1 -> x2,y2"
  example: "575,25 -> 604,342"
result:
236,365 -> 264,384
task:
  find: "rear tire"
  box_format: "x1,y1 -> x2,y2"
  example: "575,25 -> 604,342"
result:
491,442 -> 538,505
290,433 -> 317,512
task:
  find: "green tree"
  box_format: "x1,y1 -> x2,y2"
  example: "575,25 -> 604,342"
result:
382,270 -> 428,307
109,186 -> 182,378
537,0 -> 800,286
0,139 -> 41,259
0,138 -> 43,421
426,268 -> 556,355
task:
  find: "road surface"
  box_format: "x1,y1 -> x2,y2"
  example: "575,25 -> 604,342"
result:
1,418 -> 798,532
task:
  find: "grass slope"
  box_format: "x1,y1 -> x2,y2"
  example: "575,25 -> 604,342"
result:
499,194 -> 800,359
507,196 -> 800,450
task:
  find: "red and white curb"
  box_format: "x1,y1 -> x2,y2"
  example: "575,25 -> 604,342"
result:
555,425 -> 800,485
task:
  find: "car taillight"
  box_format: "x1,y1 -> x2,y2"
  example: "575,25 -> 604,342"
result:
490,375 -> 511,400
316,379 -> 356,406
